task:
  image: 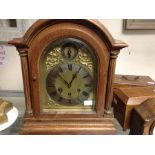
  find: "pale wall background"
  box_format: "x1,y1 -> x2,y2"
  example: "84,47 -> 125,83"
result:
100,20 -> 155,80
0,19 -> 155,114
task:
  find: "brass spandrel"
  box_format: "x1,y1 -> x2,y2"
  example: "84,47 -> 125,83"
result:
45,47 -> 63,71
75,48 -> 93,74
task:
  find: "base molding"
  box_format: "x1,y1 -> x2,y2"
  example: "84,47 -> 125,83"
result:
20,116 -> 116,135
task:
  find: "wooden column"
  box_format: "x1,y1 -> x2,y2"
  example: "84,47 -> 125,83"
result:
104,50 -> 120,115
17,47 -> 32,116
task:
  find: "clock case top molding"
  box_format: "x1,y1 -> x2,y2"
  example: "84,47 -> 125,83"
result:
9,19 -> 127,134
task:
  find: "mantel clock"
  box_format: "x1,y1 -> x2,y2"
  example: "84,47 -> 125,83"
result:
9,19 -> 127,134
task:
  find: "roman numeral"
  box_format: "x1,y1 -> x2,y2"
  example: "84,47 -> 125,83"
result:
58,66 -> 63,73
78,67 -> 82,73
50,91 -> 57,96
58,97 -> 63,102
68,92 -> 71,96
47,83 -> 55,87
82,91 -> 89,97
68,99 -> 72,104
68,64 -> 72,71
47,76 -> 55,82
85,83 -> 91,87
58,88 -> 63,94
83,74 -> 89,79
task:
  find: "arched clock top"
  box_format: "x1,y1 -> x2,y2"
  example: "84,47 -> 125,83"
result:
8,19 -> 127,51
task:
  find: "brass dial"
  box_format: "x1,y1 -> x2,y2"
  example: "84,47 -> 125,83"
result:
46,63 -> 93,106
41,37 -> 97,111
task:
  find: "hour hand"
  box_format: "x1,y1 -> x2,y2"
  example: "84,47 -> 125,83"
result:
68,67 -> 81,88
58,74 -> 69,87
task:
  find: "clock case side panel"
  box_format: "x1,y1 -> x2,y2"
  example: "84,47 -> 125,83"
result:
28,22 -> 110,118
5,42 -> 33,118
104,50 -> 121,115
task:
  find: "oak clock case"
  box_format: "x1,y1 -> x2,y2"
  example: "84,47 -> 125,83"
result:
40,38 -> 97,112
150,121 -> 155,135
8,19 -> 127,134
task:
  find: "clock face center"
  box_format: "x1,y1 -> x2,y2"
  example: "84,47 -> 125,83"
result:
55,71 -> 85,99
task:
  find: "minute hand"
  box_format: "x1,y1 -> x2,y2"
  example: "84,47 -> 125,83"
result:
58,74 -> 69,87
68,67 -> 81,88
